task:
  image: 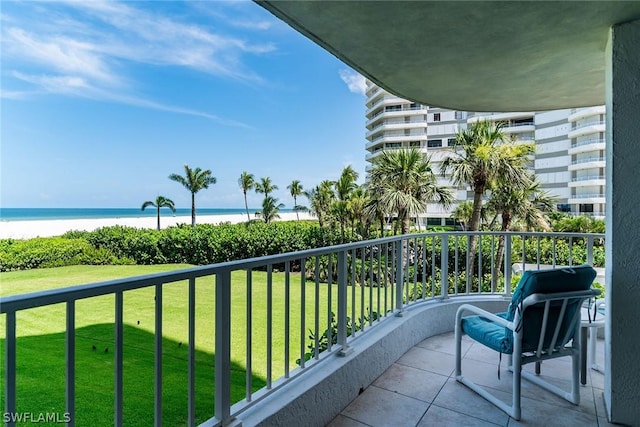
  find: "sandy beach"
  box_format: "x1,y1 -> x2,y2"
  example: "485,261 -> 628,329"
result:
0,212 -> 314,240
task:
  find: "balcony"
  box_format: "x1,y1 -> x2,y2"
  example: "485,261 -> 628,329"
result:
568,106 -> 606,123
568,121 -> 606,139
568,157 -> 606,171
1,231 -> 606,426
569,175 -> 606,187
328,331 -> 606,426
568,139 -> 606,155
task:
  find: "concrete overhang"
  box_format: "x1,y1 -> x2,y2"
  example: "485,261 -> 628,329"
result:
257,1 -> 640,112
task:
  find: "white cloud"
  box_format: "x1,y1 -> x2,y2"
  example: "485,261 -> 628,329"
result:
10,71 -> 250,128
1,1 -> 277,125
339,69 -> 366,96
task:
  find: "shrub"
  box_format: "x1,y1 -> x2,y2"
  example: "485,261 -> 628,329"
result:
0,237 -> 130,272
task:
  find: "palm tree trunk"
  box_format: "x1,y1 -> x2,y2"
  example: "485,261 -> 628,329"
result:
467,189 -> 484,276
191,192 -> 196,226
294,196 -> 299,220
156,206 -> 161,231
244,191 -> 250,221
492,212 -> 511,292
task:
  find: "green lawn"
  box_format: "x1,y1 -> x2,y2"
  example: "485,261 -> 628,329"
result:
0,265 -> 386,425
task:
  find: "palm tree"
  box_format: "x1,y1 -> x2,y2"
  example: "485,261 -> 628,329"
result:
287,180 -> 304,220
304,180 -> 335,228
369,148 -> 454,235
254,177 -> 278,198
141,196 -> 176,231
239,171 -> 255,221
347,185 -> 372,238
261,196 -> 284,224
333,165 -> 359,241
486,174 -> 556,289
451,201 -> 475,231
441,120 -> 533,272
168,164 -> 216,226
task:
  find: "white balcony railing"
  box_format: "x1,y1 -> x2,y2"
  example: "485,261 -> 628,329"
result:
0,231 -> 605,426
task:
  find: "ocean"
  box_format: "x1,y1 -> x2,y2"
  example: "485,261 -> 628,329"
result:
0,208 -> 294,222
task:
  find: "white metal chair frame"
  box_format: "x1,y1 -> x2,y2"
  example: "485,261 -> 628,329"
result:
455,289 -> 600,421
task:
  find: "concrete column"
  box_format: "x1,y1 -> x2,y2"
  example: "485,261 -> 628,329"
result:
604,18 -> 640,425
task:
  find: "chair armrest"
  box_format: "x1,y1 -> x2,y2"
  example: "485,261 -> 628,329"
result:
456,304 -> 515,330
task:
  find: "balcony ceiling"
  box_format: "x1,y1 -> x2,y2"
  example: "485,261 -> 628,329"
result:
258,1 -> 640,112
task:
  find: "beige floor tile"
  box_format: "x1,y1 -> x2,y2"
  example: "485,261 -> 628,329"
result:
418,404 -> 505,426
340,385 -> 428,427
396,346 -> 455,377
373,363 -> 448,403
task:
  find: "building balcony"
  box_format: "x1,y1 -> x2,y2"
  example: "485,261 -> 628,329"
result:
0,231 -> 607,426
569,176 -> 606,187
570,193 -> 606,204
567,121 -> 606,139
568,139 -> 606,155
467,112 -> 535,123
568,106 -> 606,123
568,157 -> 606,171
365,121 -> 427,139
366,109 -> 428,127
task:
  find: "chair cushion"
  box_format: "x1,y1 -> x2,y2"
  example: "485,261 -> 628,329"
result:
462,312 -> 512,353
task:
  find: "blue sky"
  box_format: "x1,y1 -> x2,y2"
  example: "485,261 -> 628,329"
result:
1,0 -> 368,209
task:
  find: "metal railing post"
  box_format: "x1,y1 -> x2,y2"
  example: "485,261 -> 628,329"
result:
66,301 -> 76,427
215,270 -> 233,424
5,311 -> 16,427
587,236 -> 594,266
337,250 -> 352,356
154,284 -> 163,427
504,234 -> 513,297
395,238 -> 404,316
115,291 -> 123,427
441,235 -> 449,299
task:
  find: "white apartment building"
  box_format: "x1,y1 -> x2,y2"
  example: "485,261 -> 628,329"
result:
364,81 -> 606,224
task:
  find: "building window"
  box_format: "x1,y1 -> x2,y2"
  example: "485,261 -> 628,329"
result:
427,139 -> 442,148
579,204 -> 594,213
386,143 -> 401,149
455,111 -> 467,120
447,138 -> 456,146
433,113 -> 441,122
557,203 -> 571,213
409,141 -> 421,147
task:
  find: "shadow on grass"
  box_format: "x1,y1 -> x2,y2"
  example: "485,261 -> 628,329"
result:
0,323 -> 266,426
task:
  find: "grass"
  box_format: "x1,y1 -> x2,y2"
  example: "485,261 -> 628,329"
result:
0,264 -> 386,425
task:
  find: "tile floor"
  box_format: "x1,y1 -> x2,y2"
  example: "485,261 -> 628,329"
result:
328,332 -> 612,427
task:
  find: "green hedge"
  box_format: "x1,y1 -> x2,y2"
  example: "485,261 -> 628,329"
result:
0,221 -> 345,272
0,237 -> 133,271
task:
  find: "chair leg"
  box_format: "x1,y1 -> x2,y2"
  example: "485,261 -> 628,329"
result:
512,353 -> 522,420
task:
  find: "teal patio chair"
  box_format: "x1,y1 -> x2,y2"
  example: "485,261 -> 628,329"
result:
454,265 -> 599,420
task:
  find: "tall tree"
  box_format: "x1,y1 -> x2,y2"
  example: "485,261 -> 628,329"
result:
260,195 -> 284,224
287,180 -> 304,220
169,164 -> 216,226
369,148 -> 454,235
141,196 -> 176,231
347,185 -> 372,238
451,201 -> 475,231
441,120 -> 533,272
304,180 -> 335,228
487,174 -> 556,289
239,171 -> 255,221
333,165 -> 359,241
255,177 -> 278,198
